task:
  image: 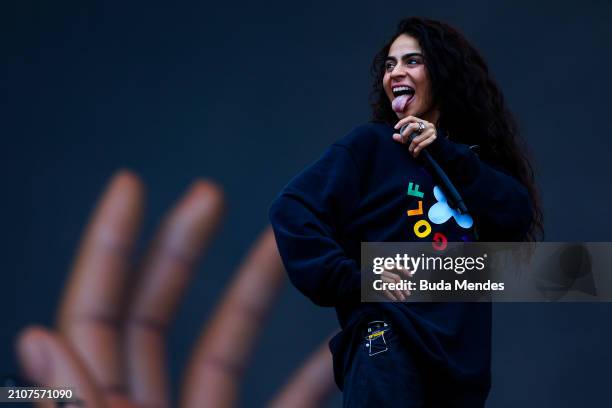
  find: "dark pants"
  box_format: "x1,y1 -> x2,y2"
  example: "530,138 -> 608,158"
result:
332,319 -> 489,408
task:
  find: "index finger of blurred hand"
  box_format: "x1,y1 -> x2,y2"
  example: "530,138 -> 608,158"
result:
57,171 -> 144,393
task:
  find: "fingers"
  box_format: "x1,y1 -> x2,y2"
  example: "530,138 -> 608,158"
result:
181,227 -> 285,408
410,129 -> 436,157
381,271 -> 406,301
125,181 -> 225,407
16,326 -> 104,408
380,266 -> 413,301
393,127 -> 437,158
57,170 -> 145,393
398,266 -> 416,279
392,122 -> 420,143
392,116 -> 437,157
268,339 -> 337,408
393,115 -> 424,131
407,128 -> 432,146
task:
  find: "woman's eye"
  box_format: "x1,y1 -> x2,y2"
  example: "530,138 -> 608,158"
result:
385,62 -> 396,71
407,58 -> 420,65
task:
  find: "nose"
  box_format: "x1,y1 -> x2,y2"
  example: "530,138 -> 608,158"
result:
389,63 -> 406,79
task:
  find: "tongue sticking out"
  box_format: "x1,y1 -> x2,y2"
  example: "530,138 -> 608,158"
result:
392,94 -> 411,113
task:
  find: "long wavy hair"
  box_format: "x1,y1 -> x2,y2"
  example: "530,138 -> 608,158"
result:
371,17 -> 544,241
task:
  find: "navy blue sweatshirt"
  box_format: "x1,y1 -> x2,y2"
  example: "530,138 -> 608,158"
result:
269,122 -> 533,388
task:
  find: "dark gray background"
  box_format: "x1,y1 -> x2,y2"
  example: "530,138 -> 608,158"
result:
4,0 -> 612,406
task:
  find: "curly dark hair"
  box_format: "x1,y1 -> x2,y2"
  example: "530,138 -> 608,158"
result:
370,17 -> 544,241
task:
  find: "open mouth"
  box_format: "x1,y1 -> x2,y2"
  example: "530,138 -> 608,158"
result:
391,85 -> 415,113
392,85 -> 415,98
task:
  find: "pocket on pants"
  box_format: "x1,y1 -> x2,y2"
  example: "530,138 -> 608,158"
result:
329,317 -> 367,391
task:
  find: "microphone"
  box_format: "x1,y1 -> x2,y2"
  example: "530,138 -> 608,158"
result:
400,124 -> 469,214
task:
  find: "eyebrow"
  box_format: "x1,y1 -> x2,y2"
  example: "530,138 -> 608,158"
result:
385,52 -> 423,62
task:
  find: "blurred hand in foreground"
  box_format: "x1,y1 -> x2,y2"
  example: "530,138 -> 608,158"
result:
16,171 -> 336,408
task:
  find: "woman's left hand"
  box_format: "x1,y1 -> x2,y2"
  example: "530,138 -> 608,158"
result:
392,116 -> 437,158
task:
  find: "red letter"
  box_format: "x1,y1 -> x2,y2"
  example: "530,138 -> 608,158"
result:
432,232 -> 447,251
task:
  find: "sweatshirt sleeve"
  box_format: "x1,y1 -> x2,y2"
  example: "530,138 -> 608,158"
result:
427,134 -> 534,241
268,144 -> 362,307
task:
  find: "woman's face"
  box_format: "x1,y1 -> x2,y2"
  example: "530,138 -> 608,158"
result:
383,34 -> 438,123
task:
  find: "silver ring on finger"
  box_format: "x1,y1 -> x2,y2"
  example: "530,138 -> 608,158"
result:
416,121 -> 426,134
